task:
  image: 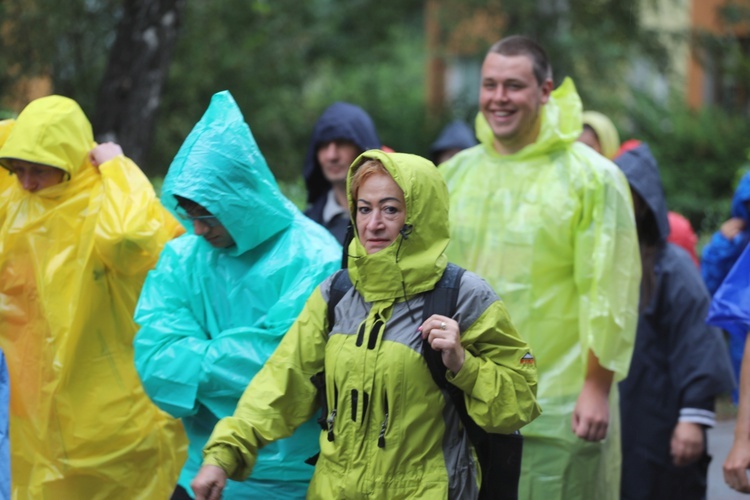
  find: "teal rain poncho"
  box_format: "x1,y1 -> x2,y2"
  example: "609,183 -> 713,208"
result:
441,78 -> 640,499
134,91 -> 341,498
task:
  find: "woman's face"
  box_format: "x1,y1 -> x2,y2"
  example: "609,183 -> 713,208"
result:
355,172 -> 406,254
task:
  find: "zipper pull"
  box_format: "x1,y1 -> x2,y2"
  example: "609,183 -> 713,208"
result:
326,408 -> 337,442
378,411 -> 389,448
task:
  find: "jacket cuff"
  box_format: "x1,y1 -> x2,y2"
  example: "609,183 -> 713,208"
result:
446,349 -> 479,392
203,446 -> 242,479
679,408 -> 716,428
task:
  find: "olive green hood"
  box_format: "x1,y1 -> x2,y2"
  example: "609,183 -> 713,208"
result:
345,150 -> 449,302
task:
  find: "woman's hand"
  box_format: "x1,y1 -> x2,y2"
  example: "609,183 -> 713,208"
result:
191,464 -> 227,500
420,314 -> 465,373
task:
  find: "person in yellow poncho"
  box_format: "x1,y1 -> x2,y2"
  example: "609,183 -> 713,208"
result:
440,36 -> 641,499
0,95 -> 187,499
578,110 -> 621,160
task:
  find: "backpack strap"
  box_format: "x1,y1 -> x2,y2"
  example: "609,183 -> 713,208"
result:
421,264 -> 487,471
421,263 -> 522,500
327,268 -> 353,330
421,263 -> 465,389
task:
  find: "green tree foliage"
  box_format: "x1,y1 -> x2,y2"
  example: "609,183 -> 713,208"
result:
151,0 -> 428,179
629,91 -> 750,233
0,0 -> 121,113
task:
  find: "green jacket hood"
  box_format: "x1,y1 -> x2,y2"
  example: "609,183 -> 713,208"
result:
346,150 -> 449,301
475,77 -> 583,161
0,95 -> 94,177
162,91 -> 295,256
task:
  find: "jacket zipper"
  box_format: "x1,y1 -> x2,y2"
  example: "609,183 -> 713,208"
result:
378,393 -> 389,449
327,384 -> 338,441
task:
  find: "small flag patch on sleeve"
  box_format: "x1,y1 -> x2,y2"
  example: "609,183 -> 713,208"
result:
520,352 -> 535,365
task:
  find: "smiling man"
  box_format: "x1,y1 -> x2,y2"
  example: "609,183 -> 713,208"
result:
440,35 -> 641,499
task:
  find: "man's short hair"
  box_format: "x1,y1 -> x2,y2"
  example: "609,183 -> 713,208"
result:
487,35 -> 552,85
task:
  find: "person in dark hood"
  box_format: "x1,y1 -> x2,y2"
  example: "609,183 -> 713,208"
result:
303,102 -> 381,244
429,120 -> 477,166
615,143 -> 735,500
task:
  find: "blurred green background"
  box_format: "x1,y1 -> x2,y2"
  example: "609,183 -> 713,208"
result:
2,0 -> 750,239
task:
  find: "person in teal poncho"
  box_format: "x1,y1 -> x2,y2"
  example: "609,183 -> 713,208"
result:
440,35 -> 641,499
133,91 -> 341,499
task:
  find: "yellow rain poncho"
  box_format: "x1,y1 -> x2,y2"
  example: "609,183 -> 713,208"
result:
441,79 -> 640,499
582,110 -> 620,160
0,120 -> 15,207
0,96 -> 187,499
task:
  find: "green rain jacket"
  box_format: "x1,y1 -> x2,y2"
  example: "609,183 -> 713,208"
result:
0,96 -> 186,499
134,91 -> 341,497
203,150 -> 540,499
441,78 -> 640,499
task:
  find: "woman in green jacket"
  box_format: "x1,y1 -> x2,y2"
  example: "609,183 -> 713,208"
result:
192,150 -> 541,499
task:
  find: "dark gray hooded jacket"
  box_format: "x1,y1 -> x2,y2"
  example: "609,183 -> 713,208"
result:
616,143 -> 734,499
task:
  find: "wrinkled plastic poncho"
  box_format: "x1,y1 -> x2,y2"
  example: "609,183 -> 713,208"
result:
134,91 -> 341,498
203,150 -> 539,498
441,78 -> 640,499
0,96 -> 186,499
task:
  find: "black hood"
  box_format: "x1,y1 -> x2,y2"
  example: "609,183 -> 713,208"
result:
429,120 -> 477,163
303,102 -> 381,205
614,143 -> 670,244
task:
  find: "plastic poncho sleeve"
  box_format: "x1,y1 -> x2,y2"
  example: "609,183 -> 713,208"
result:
95,155 -> 183,277
573,163 -> 640,380
202,288 -> 328,480
134,243 -> 321,419
447,295 -> 540,434
0,349 -> 8,500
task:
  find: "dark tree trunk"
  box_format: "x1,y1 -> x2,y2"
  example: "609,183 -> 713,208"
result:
92,0 -> 185,172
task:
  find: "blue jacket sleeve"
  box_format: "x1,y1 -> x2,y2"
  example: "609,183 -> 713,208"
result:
0,349 -> 8,500
701,231 -> 750,295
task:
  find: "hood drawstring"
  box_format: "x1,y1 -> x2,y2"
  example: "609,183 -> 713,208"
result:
394,224 -> 412,263
341,223 -> 355,269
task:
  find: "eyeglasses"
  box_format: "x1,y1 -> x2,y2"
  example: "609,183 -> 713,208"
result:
175,204 -> 221,228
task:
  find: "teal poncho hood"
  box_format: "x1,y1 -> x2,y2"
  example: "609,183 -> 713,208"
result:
161,91 -> 296,256
345,150 -> 450,302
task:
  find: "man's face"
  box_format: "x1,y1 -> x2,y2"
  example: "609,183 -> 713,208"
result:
177,203 -> 235,249
8,159 -> 65,192
316,139 -> 361,185
479,53 -> 552,155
